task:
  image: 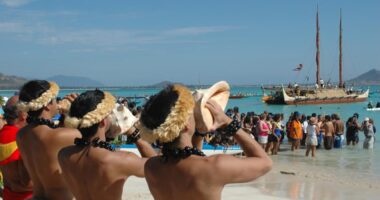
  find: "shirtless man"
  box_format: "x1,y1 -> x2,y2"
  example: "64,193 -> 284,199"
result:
58,90 -> 156,200
0,96 -> 33,200
140,85 -> 272,200
333,114 -> 345,147
322,115 -> 335,150
16,80 -> 81,200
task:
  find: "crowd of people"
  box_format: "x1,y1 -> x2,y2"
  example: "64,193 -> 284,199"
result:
217,107 -> 377,158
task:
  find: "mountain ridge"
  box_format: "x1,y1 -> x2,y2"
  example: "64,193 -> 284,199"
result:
347,68 -> 380,85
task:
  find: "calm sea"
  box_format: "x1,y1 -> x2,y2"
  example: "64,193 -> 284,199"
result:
1,85 -> 379,130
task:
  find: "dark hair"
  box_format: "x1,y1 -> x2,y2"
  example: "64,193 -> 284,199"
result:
292,112 -> 300,121
69,90 -> 105,139
226,109 -> 233,117
243,116 -> 251,124
140,85 -> 178,130
3,105 -> 18,125
311,113 -> 317,117
325,115 -> 331,121
353,113 -> 359,119
301,114 -> 306,120
19,80 -> 50,117
128,102 -> 136,109
233,106 -> 239,113
273,114 -> 281,122
335,114 -> 340,120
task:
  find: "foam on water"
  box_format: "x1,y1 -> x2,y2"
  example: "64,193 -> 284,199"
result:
252,143 -> 380,200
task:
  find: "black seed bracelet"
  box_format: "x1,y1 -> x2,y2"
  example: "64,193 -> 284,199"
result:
126,128 -> 141,144
219,119 -> 241,137
194,131 -> 208,137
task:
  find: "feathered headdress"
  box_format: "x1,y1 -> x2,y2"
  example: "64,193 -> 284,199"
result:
64,92 -> 115,129
139,85 -> 195,143
17,82 -> 59,112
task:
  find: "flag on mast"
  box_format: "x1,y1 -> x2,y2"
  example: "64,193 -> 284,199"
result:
293,64 -> 303,71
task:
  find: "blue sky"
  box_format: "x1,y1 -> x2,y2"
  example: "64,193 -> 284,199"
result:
0,0 -> 379,86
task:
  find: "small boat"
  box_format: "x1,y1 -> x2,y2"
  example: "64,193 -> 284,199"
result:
229,94 -> 246,99
366,107 -> 380,111
117,143 -> 243,156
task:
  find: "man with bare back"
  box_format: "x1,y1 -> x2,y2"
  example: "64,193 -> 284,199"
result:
58,89 -> 156,200
139,85 -> 272,200
16,80 -> 81,200
0,96 -> 33,200
322,115 -> 335,150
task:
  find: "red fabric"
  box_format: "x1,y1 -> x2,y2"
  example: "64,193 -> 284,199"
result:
0,125 -> 21,165
0,150 -> 20,165
0,125 -> 19,143
3,187 -> 33,200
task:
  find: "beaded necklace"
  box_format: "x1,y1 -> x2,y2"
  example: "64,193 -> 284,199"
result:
74,137 -> 115,152
27,116 -> 58,129
162,146 -> 205,160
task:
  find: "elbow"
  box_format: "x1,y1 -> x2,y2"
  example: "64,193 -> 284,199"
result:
263,157 -> 273,174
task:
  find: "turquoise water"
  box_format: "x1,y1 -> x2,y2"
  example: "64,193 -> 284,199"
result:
1,85 -> 379,128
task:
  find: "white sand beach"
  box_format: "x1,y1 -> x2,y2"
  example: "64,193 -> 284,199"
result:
122,143 -> 380,200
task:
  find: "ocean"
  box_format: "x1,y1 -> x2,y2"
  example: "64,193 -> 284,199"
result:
1,85 -> 379,134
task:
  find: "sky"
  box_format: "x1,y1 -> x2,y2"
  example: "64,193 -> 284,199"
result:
0,0 -> 379,86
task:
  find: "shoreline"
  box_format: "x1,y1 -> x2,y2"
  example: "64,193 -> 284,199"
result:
122,143 -> 380,200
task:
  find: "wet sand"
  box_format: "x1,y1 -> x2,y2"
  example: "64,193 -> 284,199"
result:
123,143 -> 380,200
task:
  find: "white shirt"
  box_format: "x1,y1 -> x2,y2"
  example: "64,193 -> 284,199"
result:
307,124 -> 318,139
302,121 -> 308,133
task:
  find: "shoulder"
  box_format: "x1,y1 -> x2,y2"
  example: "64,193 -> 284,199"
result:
109,151 -> 141,167
52,127 -> 81,138
144,156 -> 161,171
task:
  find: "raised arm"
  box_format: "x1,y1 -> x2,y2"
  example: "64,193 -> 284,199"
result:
205,101 -> 272,185
192,133 -> 204,150
129,126 -> 157,158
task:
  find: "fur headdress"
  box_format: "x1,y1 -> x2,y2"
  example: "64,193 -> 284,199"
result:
17,82 -> 59,112
64,92 -> 116,129
139,85 -> 195,143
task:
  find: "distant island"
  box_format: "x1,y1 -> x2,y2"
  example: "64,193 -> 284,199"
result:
146,81 -> 184,88
0,73 -> 28,89
0,73 -> 105,89
347,68 -> 380,85
1,68 -> 379,90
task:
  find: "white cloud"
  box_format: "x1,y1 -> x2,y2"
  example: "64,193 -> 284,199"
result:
0,21 -> 52,33
0,20 -> 235,49
0,22 -> 30,33
38,26 -> 236,46
0,0 -> 34,7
